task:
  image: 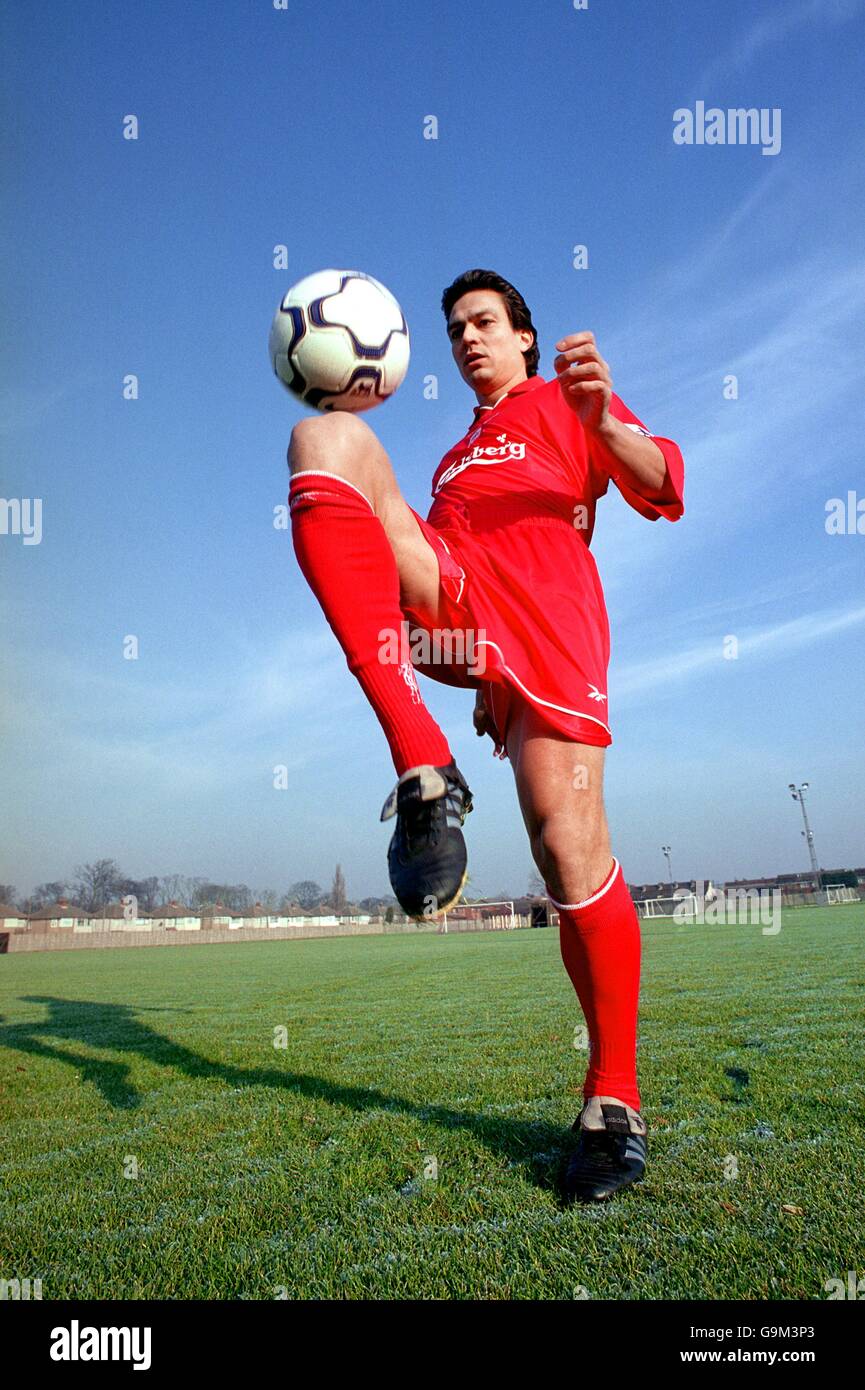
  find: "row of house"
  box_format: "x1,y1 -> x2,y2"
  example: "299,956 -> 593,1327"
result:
4,869 -> 862,937
0,899 -> 374,933
630,869 -> 865,901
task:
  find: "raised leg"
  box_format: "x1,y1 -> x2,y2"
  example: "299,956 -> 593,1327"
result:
289,412 -> 443,626
287,412 -> 455,775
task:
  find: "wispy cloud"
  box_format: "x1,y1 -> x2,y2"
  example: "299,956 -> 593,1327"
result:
693,0 -> 865,92
597,204 -> 865,582
593,246 -> 865,606
0,626 -> 360,794
609,242 -> 865,427
653,558 -> 859,630
0,382 -> 79,438
613,602 -> 865,701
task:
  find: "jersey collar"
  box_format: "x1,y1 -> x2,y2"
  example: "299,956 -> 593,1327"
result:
471,374 -> 545,422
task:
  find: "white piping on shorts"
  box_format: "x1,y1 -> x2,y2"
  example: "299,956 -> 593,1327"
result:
289,469 -> 375,513
434,532 -> 466,606
547,858 -> 621,912
473,639 -> 612,735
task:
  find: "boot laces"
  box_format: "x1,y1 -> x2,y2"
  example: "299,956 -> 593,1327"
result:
399,774 -> 469,854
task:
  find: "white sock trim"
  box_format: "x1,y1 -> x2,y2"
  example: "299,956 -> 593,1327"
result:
289,469 -> 375,513
547,858 -> 620,912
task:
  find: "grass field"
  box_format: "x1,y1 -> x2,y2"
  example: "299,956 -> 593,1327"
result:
1,906 -> 863,1300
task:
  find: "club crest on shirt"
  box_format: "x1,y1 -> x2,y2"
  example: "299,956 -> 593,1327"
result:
434,433 -> 527,494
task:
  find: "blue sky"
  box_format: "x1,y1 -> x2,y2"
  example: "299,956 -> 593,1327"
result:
2,0 -> 864,901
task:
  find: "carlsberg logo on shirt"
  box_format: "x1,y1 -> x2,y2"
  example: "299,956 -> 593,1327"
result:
50,1321 -> 152,1371
435,435 -> 526,493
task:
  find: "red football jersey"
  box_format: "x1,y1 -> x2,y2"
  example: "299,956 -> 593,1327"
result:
405,373 -> 684,752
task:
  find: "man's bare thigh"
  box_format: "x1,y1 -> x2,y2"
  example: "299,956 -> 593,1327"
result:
289,412 -> 443,624
504,698 -> 609,842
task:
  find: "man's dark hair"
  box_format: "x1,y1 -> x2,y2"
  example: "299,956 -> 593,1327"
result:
441,269 -> 540,377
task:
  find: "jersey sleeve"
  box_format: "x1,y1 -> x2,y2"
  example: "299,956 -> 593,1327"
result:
587,392 -> 685,522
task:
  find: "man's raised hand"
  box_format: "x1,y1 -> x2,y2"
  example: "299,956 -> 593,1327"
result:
553,331 -> 613,434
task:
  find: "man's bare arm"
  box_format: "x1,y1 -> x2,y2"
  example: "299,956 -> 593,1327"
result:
585,414 -> 667,494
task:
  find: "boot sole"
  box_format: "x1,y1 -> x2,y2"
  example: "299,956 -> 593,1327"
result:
567,1168 -> 645,1203
405,863 -> 469,921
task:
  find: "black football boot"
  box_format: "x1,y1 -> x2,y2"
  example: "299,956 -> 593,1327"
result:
562,1100 -> 648,1203
380,761 -> 473,920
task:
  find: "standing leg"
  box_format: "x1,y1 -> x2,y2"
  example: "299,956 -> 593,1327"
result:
504,699 -> 644,1123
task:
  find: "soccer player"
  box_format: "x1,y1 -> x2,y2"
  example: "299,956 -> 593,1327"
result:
287,270 -> 684,1200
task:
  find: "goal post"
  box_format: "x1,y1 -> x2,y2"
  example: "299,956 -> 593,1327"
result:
824,884 -> 859,905
635,893 -> 700,920
440,899 -> 517,932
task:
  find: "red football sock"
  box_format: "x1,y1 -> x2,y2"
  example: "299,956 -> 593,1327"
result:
550,858 -> 642,1112
289,469 -> 453,776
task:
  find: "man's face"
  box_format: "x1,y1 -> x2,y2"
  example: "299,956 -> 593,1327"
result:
447,290 -> 533,395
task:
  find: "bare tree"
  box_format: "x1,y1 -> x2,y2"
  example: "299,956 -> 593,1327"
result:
193,883 -> 253,912
289,880 -> 323,909
359,896 -> 393,913
0,884 -> 17,906
73,860 -> 125,914
118,876 -> 160,913
27,880 -> 69,911
330,864 -> 347,912
158,875 -> 206,907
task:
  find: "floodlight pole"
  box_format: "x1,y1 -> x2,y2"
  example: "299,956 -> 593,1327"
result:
788,782 -> 822,889
661,844 -> 673,889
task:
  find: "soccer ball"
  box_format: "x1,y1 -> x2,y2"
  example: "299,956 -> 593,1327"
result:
269,269 -> 410,412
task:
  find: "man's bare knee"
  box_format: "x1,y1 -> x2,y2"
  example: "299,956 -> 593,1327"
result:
288,412 -> 379,482
534,812 -> 612,903
286,414 -> 438,613
538,814 -> 604,870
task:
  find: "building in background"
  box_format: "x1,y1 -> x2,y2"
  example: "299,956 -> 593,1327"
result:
27,899 -> 91,932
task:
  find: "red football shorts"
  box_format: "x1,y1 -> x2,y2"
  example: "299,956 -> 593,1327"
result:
403,507 -> 612,755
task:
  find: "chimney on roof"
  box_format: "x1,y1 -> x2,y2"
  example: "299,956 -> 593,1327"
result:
58,898 -> 69,909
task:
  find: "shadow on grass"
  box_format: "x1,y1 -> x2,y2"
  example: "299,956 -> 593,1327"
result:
2,996 -> 576,1195
722,1066 -> 750,1103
